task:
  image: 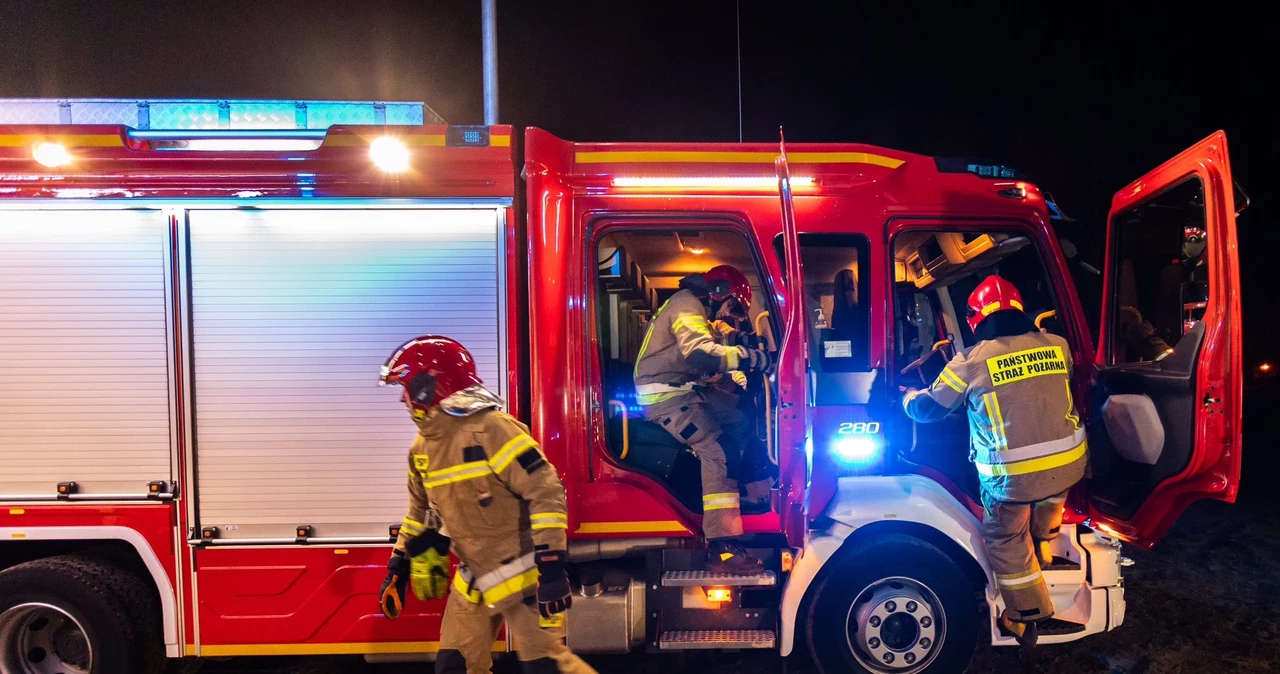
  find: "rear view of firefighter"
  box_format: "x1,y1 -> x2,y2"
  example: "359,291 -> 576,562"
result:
377,336 -> 596,674
903,276 -> 1087,647
634,265 -> 771,573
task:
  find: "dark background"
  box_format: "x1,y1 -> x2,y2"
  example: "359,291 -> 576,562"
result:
1,1 -> 1270,358
2,2 -> 1275,671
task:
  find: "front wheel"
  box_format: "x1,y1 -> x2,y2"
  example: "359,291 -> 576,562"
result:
0,555 -> 154,674
805,534 -> 979,674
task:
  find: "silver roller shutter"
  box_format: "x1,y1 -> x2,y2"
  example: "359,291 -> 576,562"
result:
0,210 -> 174,498
188,208 -> 503,540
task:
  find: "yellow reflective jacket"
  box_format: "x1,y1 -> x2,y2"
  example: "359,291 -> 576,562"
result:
634,289 -> 747,407
904,331 -> 1087,502
395,398 -> 567,608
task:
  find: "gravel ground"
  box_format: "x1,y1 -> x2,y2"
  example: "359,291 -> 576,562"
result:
192,393 -> 1279,674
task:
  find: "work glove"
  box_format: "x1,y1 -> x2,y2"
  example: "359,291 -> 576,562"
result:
534,550 -> 573,619
741,347 -> 773,374
379,552 -> 410,620
406,529 -> 452,602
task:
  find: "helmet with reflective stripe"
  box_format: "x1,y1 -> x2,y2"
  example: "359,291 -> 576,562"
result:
380,336 -> 482,414
966,275 -> 1025,332
705,265 -> 752,309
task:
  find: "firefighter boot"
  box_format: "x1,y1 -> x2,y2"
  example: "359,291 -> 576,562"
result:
707,539 -> 764,575
998,609 -> 1039,649
1035,539 -> 1054,567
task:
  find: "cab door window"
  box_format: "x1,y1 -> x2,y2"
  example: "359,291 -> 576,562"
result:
893,230 -> 1066,386
592,227 -> 774,511
1108,177 -> 1208,364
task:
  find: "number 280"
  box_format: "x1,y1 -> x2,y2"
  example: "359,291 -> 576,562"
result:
838,422 -> 881,435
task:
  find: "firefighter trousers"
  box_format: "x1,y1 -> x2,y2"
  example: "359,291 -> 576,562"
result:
702,386 -> 773,504
435,587 -> 597,674
645,391 -> 751,539
981,488 -> 1069,623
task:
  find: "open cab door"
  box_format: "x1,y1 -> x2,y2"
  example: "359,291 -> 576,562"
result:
1088,131 -> 1242,548
774,134 -> 813,545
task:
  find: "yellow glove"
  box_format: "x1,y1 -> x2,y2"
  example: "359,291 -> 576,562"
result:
410,547 -> 450,601
730,371 -> 748,389
403,529 -> 451,602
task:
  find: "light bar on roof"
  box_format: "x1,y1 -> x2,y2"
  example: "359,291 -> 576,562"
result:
612,176 -> 814,188
159,138 -> 325,151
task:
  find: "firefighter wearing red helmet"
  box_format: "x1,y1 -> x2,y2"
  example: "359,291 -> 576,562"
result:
902,276 -> 1087,647
377,336 -> 596,674
633,264 -> 772,573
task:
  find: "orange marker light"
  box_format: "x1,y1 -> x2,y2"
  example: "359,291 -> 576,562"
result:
705,587 -> 732,603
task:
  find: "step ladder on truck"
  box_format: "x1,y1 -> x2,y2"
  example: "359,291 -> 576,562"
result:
0,98 -> 1244,673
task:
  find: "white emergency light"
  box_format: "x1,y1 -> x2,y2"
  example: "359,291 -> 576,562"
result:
32,142 -> 72,168
370,136 -> 411,172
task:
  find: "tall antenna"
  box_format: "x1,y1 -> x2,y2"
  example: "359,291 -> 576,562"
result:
736,0 -> 744,143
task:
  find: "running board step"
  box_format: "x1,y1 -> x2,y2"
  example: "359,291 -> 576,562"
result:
1038,618 -> 1088,636
658,630 -> 776,650
1043,556 -> 1082,572
661,570 -> 777,587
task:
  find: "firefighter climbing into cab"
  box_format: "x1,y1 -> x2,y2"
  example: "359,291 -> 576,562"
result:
633,264 -> 773,573
377,336 -> 596,674
903,276 -> 1088,647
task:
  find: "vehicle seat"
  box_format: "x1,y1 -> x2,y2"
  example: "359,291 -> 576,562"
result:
601,358 -> 704,512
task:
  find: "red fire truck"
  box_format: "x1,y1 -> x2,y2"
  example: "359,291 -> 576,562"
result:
0,98 -> 1242,673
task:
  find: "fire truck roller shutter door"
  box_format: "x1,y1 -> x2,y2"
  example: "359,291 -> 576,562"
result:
0,210 -> 175,498
188,208 -> 505,541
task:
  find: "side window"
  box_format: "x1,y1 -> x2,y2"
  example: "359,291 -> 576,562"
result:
1108,177 -> 1207,364
892,230 -> 1065,382
774,234 -> 871,371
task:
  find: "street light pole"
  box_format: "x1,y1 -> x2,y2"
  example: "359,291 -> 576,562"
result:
482,0 -> 499,125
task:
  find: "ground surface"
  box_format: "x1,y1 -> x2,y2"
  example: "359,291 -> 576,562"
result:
192,393 -> 1279,674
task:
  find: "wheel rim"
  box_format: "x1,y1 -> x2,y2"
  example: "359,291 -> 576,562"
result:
0,603 -> 93,674
844,576 -> 946,673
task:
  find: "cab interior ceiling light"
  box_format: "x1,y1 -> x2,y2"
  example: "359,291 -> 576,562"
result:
612,176 -> 814,188
674,232 -> 708,255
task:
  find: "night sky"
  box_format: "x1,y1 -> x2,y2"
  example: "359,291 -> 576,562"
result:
1,1 -> 1272,360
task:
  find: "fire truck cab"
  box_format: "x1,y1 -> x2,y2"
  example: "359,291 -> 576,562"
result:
0,99 -> 1242,674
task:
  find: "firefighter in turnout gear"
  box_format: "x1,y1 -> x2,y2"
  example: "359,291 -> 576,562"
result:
903,276 -> 1087,647
377,336 -> 596,674
633,265 -> 771,573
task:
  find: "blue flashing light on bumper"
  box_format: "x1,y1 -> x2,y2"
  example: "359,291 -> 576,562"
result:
833,435 -> 881,466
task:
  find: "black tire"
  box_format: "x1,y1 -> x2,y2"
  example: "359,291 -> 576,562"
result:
0,555 -> 159,674
78,554 -> 166,674
804,534 -> 979,674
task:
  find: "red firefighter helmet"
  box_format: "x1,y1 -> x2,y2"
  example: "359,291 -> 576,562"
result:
379,336 -> 482,413
965,275 -> 1025,332
705,265 -> 752,310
